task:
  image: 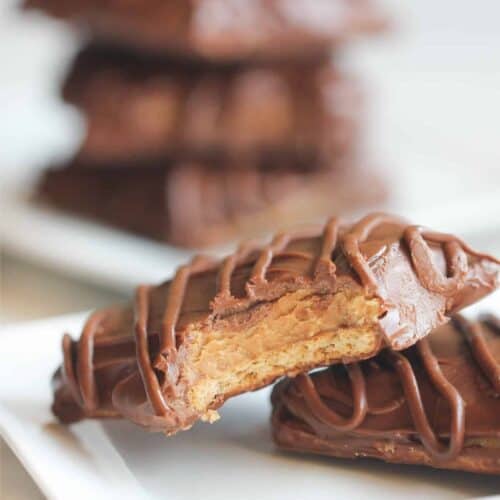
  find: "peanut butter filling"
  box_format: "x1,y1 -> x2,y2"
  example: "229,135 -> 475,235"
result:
183,289 -> 382,418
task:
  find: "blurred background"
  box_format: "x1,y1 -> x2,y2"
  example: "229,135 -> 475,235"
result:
1,1 -> 500,497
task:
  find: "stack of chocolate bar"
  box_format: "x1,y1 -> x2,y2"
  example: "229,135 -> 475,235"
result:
27,0 -> 387,247
51,212 -> 500,474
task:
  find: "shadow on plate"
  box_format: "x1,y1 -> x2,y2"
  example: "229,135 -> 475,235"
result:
97,390 -> 499,498
1,398 -> 94,464
273,449 -> 500,497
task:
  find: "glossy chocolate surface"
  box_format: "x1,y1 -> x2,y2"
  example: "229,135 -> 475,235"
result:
272,314 -> 500,474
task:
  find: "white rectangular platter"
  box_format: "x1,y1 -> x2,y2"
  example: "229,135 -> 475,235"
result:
1,293 -> 499,500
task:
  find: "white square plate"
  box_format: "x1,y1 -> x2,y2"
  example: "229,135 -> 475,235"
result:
1,293 -> 499,500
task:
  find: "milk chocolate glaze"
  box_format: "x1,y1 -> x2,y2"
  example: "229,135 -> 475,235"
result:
272,314 -> 500,467
61,42 -> 360,164
52,213 -> 499,431
39,158 -> 383,248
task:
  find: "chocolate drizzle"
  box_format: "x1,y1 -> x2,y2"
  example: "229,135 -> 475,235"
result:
315,217 -> 339,277
385,340 -> 465,461
343,213 -> 497,297
452,314 -> 500,393
342,212 -> 389,292
134,285 -> 173,419
248,217 -> 339,294
134,256 -> 216,419
403,227 -> 486,297
55,213 -> 499,431
61,308 -> 116,413
62,334 -> 81,406
295,364 -> 367,431
279,314 -> 500,463
249,231 -> 302,289
213,220 -> 339,307
215,241 -> 259,303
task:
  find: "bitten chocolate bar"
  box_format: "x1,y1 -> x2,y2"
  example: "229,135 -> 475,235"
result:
272,314 -> 500,475
24,0 -> 386,62
62,43 -> 361,164
52,214 -> 499,435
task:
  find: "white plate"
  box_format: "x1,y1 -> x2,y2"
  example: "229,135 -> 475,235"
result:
1,294 -> 500,500
0,191 -> 201,292
0,313 -> 147,500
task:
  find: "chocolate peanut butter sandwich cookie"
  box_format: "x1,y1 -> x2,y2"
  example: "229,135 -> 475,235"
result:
62,43 -> 361,165
271,314 -> 500,475
24,0 -> 386,62
37,159 -> 383,248
52,213 -> 499,435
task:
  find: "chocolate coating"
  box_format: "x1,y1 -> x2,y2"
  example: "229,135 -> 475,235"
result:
272,314 -> 500,474
51,213 -> 499,434
37,159 -> 383,247
24,0 -> 387,62
62,43 -> 361,164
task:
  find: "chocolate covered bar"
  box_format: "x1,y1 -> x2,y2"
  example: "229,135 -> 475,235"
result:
37,159 -> 383,247
272,314 -> 500,475
63,43 -> 360,164
24,0 -> 386,62
52,214 -> 499,435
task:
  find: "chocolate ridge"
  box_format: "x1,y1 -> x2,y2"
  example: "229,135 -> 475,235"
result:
452,314 -> 500,392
